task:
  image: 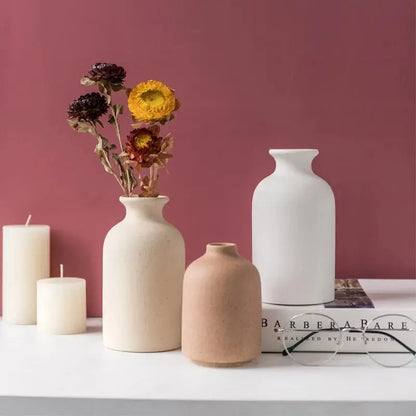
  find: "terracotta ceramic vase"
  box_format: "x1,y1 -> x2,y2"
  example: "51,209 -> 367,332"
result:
182,243 -> 261,367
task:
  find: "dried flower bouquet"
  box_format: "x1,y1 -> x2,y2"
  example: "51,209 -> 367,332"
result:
68,63 -> 179,197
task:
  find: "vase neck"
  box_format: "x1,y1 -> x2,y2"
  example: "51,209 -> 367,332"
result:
269,149 -> 318,174
119,196 -> 168,221
205,243 -> 239,257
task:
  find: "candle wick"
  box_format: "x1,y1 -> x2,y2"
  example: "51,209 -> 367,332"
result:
60,264 -> 64,279
25,214 -> 32,227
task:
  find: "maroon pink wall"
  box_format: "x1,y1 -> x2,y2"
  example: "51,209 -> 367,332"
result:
1,0 -> 414,316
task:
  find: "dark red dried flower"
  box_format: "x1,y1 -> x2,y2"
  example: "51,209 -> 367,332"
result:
67,92 -> 108,122
88,63 -> 126,85
125,126 -> 172,169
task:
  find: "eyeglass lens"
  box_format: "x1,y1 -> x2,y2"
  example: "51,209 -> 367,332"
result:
282,313 -> 342,365
364,314 -> 416,367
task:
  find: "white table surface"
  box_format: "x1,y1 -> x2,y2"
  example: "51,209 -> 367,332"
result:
1,318 -> 415,416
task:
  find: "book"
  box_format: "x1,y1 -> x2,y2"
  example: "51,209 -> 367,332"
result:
262,279 -> 416,353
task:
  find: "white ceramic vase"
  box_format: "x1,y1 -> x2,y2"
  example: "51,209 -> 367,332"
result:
252,149 -> 335,305
103,196 -> 185,352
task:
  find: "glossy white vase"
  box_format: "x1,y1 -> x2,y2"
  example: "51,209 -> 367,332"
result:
103,196 -> 185,352
252,149 -> 335,305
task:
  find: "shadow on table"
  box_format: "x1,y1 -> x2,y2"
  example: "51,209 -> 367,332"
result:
237,353 -> 298,369
86,325 -> 102,334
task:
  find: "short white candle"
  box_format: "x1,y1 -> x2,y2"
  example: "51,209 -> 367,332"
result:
2,216 -> 50,324
37,265 -> 86,335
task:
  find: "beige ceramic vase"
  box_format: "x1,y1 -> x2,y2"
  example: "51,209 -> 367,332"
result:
182,243 -> 261,367
103,196 -> 185,352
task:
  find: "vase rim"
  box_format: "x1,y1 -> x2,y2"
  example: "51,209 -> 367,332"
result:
119,195 -> 169,201
269,149 -> 318,155
206,242 -> 239,256
208,242 -> 237,248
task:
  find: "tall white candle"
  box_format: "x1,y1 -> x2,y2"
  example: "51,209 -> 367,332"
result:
37,265 -> 86,335
2,216 -> 50,324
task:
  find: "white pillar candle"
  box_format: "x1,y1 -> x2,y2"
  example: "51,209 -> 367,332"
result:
37,265 -> 86,335
2,216 -> 50,324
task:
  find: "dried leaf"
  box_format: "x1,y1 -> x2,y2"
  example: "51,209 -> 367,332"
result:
95,135 -> 113,174
67,119 -> 94,134
80,76 -> 98,86
111,152 -> 124,174
98,82 -> 110,96
111,84 -> 124,92
112,104 -> 123,117
127,166 -> 138,190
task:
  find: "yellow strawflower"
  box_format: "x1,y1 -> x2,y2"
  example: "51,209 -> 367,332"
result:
128,80 -> 177,123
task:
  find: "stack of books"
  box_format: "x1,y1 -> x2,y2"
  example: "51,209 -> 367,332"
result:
261,279 -> 416,353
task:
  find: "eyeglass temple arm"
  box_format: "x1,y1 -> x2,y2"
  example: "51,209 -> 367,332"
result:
282,328 -> 416,356
282,329 -> 325,356
362,329 -> 416,355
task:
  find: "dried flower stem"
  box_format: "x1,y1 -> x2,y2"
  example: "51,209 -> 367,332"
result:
108,93 -> 124,153
126,166 -> 132,195
88,121 -> 125,192
113,113 -> 123,151
106,90 -> 138,197
150,164 -> 158,188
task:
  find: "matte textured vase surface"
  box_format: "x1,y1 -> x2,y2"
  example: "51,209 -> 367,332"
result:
103,196 -> 185,352
252,149 -> 335,305
182,243 -> 261,367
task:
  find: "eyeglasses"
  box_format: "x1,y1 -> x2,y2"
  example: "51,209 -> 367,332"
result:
276,313 -> 416,367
